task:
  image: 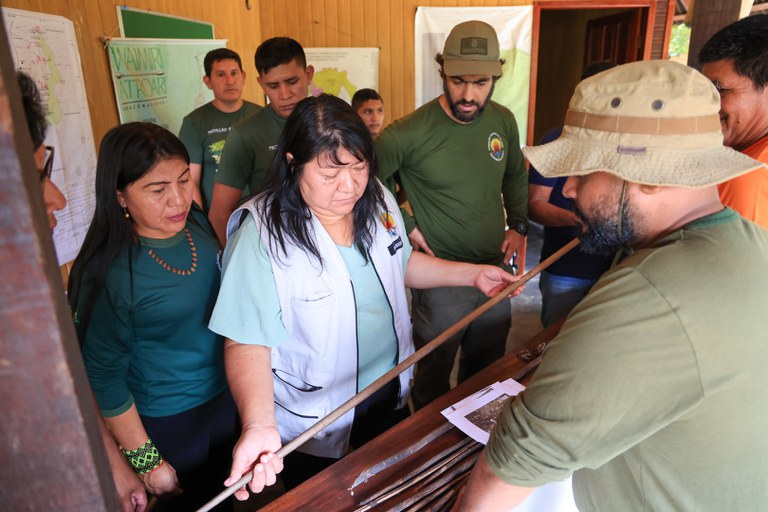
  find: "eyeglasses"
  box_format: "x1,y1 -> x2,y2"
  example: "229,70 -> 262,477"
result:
40,145 -> 54,182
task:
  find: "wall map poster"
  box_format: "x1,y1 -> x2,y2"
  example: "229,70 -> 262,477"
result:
305,47 -> 379,104
2,7 -> 97,264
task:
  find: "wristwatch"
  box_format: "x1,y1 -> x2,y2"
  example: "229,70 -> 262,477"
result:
512,221 -> 528,237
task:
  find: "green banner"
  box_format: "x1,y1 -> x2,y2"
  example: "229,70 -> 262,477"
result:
107,38 -> 225,134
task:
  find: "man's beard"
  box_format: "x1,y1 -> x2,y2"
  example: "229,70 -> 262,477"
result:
443,80 -> 494,123
574,198 -> 636,255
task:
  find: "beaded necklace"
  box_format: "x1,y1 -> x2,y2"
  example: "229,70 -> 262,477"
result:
146,228 -> 197,276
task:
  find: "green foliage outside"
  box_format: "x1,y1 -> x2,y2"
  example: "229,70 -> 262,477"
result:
669,23 -> 692,57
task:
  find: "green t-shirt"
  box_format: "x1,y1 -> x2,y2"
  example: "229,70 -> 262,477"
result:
376,98 -> 528,263
486,208 -> 768,511
215,105 -> 286,195
178,101 -> 261,211
81,213 -> 227,418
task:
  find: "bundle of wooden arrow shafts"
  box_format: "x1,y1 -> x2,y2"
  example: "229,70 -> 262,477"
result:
348,355 -> 542,512
196,238 -> 580,512
353,427 -> 482,512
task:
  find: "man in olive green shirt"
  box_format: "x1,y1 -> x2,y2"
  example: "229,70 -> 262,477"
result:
377,21 -> 528,409
457,61 -> 768,512
209,38 -> 313,244
178,48 -> 260,212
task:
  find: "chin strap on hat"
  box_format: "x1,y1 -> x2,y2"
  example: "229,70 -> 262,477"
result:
617,180 -> 628,242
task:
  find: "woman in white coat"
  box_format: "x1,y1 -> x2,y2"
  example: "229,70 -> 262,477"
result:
209,94 -> 518,499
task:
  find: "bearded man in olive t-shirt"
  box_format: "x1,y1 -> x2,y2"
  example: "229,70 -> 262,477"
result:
376,21 -> 528,410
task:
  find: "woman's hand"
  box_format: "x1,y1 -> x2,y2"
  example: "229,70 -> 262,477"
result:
140,460 -> 182,498
99,418 -> 148,512
225,423 -> 284,501
101,406 -> 181,501
472,265 -> 523,297
111,454 -> 148,512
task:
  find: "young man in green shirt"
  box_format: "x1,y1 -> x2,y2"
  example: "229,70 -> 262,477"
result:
208,38 -> 314,244
178,48 -> 260,212
352,88 -> 385,140
457,61 -> 768,512
377,21 -> 528,409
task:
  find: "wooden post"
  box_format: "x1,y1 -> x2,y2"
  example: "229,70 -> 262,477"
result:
687,0 -> 745,70
0,16 -> 118,512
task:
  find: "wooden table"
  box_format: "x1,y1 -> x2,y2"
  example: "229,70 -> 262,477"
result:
258,324 -> 561,511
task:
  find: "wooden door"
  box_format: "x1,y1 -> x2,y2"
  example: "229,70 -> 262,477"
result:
585,9 -> 646,65
529,1 -> 663,146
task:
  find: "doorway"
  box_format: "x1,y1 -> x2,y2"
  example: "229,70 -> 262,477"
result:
528,1 -> 656,146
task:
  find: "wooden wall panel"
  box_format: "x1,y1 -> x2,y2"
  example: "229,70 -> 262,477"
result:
2,0 -> 674,147
258,0 -> 531,126
379,1 -> 394,115
2,0 -> 263,147
337,0 -> 352,46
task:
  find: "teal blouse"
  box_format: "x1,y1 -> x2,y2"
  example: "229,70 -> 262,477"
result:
81,212 -> 227,417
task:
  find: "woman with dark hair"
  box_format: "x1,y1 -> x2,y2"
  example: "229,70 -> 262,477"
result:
209,94 -> 519,498
68,122 -> 237,511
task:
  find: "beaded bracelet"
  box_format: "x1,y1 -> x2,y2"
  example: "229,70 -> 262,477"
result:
121,438 -> 164,474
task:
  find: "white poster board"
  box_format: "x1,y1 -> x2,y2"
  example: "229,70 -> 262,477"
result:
415,6 -> 532,143
3,7 -> 97,265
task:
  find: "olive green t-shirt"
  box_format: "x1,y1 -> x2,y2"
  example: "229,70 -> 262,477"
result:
486,209 -> 768,511
215,105 -> 286,195
178,101 -> 261,211
376,98 -> 527,264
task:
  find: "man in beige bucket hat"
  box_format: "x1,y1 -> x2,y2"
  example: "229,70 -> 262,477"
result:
455,60 -> 768,511
377,21 -> 528,410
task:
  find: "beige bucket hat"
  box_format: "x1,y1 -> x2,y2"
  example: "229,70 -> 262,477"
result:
442,21 -> 503,77
523,60 -> 765,188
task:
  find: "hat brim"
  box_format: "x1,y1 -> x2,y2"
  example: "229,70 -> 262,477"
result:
443,59 -> 502,77
523,133 -> 766,188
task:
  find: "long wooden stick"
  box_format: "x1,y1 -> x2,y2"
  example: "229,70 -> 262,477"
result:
196,238 -> 580,512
